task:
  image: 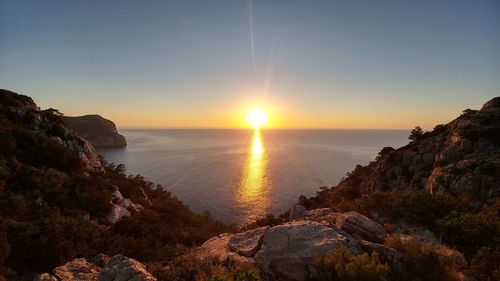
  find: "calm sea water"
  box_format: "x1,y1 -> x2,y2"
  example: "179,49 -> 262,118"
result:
98,129 -> 409,224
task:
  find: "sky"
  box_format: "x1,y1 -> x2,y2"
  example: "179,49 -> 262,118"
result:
1,0 -> 499,129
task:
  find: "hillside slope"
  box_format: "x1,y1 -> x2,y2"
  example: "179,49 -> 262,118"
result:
309,97 -> 500,207
0,89 -> 229,281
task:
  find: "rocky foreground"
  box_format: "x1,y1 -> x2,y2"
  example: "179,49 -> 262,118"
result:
195,207 -> 465,281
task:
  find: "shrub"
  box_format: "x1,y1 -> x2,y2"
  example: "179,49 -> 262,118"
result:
468,247 -> 500,281
437,212 -> 499,258
376,147 -> 395,160
315,246 -> 389,281
385,235 -> 454,281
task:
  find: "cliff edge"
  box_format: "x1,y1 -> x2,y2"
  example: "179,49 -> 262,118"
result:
63,115 -> 127,148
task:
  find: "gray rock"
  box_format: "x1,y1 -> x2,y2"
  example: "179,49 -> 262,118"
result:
195,233 -> 255,267
98,255 -> 156,281
335,211 -> 387,243
288,204 -> 306,221
106,190 -> 143,224
106,204 -> 131,224
228,226 -> 268,257
254,221 -> 360,281
356,240 -> 403,264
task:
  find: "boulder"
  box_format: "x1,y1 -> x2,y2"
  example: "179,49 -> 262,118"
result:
106,204 -> 131,224
98,255 -> 156,281
34,255 -> 156,281
53,258 -> 100,281
106,190 -> 143,224
356,240 -> 403,264
335,211 -> 387,243
288,204 -> 306,221
90,254 -> 110,267
195,233 -> 255,266
228,226 -> 268,257
254,221 -> 360,281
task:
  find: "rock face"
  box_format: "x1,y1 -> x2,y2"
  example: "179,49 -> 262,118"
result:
63,115 -> 127,148
196,208 -> 392,281
34,254 -> 156,281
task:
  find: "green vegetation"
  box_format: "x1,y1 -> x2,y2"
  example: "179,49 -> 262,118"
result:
300,189 -> 500,281
385,235 -> 454,281
314,246 -> 389,281
149,254 -> 261,281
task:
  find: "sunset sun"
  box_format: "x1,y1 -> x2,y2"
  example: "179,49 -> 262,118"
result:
246,109 -> 269,129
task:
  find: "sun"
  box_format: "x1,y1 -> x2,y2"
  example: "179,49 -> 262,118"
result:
246,109 -> 269,129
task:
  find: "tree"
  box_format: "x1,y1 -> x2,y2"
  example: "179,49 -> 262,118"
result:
409,126 -> 424,141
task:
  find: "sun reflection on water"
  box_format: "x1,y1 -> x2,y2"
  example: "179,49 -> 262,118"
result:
236,129 -> 271,224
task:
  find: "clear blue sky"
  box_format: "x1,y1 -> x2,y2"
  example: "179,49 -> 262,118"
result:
1,0 -> 499,128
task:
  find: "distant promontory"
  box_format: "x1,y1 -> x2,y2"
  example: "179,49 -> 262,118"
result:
63,114 -> 127,148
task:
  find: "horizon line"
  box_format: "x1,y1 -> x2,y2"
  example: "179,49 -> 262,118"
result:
119,126 -> 413,131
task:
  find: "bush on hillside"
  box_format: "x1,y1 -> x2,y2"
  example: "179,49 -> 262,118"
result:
314,246 -> 389,281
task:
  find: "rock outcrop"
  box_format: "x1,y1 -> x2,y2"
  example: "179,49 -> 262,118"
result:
63,115 -> 127,148
197,207 -> 393,281
254,221 -> 360,281
106,190 -> 143,224
335,211 -> 387,243
34,254 -> 156,281
195,233 -> 255,267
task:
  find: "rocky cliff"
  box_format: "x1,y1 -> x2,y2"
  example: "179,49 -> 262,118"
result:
315,97 -> 500,205
63,115 -> 127,148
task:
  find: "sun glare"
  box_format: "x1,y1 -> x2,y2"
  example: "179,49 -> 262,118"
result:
246,109 -> 269,129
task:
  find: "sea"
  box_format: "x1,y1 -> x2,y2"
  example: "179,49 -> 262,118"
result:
98,129 -> 409,225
